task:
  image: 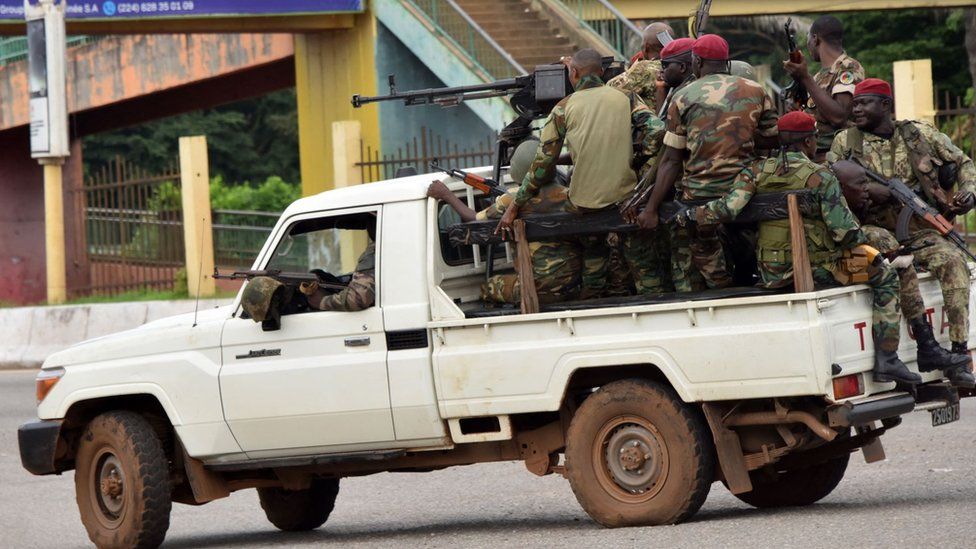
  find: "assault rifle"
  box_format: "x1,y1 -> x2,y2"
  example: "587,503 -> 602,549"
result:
782,18 -> 809,110
213,268 -> 349,292
353,58 -> 624,184
430,160 -> 506,197
690,0 -> 712,38
859,165 -> 976,263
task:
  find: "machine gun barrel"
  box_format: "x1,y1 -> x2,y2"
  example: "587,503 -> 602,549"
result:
352,75 -> 525,108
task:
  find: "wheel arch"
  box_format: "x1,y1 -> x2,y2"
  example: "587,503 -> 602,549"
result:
554,350 -> 695,410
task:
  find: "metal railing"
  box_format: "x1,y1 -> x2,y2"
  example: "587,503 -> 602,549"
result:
357,126 -> 496,183
557,0 -> 641,60
405,0 -> 526,79
0,35 -> 98,66
212,209 -> 280,270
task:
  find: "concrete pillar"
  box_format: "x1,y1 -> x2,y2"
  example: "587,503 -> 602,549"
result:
43,160 -> 67,304
179,136 -> 216,298
332,120 -> 368,272
295,12 -> 381,198
893,59 -> 936,124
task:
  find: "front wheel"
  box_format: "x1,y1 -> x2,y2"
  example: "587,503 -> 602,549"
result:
732,453 -> 850,508
565,378 -> 715,527
258,478 -> 340,531
74,411 -> 172,549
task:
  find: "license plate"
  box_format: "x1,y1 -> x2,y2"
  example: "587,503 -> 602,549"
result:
931,403 -> 961,427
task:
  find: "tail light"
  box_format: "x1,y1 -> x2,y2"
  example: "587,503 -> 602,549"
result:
36,368 -> 65,403
832,373 -> 864,400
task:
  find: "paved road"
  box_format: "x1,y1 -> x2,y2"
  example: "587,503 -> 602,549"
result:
2,369 -> 974,548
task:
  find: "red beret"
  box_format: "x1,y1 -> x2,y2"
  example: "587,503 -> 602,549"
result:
692,34 -> 729,60
777,111 -> 817,133
661,38 -> 695,61
854,78 -> 892,98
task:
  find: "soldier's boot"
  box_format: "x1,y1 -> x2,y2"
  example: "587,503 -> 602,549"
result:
947,342 -> 976,389
911,318 -> 970,372
873,350 -> 922,385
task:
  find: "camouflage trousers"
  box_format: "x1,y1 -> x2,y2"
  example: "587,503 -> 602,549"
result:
670,223 -> 731,292
814,257 -> 902,352
622,229 -> 673,295
861,225 -> 927,321
908,229 -> 971,343
481,239 -> 582,304
604,233 -> 634,297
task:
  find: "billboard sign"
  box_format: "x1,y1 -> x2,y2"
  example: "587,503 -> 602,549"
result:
1,1 -> 364,21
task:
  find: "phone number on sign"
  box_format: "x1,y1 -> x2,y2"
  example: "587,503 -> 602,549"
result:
114,2 -> 196,15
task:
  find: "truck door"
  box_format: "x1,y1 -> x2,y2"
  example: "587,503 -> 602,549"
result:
219,207 -> 395,457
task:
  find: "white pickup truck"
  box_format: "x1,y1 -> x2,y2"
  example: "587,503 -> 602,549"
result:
19,168 -> 973,548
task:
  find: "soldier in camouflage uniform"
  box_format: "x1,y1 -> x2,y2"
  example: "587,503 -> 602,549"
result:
608,22 -> 674,113
680,112 -> 919,383
829,78 -> 976,387
832,161 -> 974,386
301,240 -> 376,312
427,138 -> 581,304
637,34 -> 779,292
783,15 -> 865,159
497,49 -> 668,298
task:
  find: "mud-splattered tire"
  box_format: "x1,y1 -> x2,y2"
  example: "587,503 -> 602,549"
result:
732,453 -> 849,509
565,378 -> 715,527
258,478 -> 340,531
75,411 -> 172,549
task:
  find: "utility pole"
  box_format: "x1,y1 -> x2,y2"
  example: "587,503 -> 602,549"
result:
25,0 -> 69,304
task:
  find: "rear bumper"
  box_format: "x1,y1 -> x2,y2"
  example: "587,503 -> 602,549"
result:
18,420 -> 64,476
827,391 -> 916,427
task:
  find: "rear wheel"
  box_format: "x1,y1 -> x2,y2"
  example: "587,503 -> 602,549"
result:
565,378 -> 715,527
75,411 -> 172,549
258,478 -> 340,531
732,453 -> 850,508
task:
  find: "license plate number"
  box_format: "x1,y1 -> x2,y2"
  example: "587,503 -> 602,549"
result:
931,403 -> 961,427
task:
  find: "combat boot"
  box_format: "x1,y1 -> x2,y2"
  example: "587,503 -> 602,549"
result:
947,342 -> 976,389
873,350 -> 922,385
911,318 -> 970,372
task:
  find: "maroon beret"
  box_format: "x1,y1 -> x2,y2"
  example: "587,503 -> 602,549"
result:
661,38 -> 695,61
692,34 -> 729,61
777,111 -> 817,133
854,78 -> 892,98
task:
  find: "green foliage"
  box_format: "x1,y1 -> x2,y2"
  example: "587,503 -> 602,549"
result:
209,175 -> 300,213
82,90 -> 300,186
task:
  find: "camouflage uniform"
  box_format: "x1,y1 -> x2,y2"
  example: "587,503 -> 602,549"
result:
829,121 -> 976,343
730,152 -> 902,350
478,185 -> 581,304
516,74 -> 668,297
806,53 -> 864,152
860,225 -> 927,321
310,242 -> 376,312
608,59 -> 662,112
663,73 -> 779,291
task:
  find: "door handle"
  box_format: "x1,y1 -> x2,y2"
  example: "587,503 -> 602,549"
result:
345,336 -> 371,347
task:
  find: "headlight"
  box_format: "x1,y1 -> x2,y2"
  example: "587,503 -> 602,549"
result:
35,368 -> 65,404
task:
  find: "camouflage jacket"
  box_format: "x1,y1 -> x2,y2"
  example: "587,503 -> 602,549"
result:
608,58 -> 662,112
477,183 -> 569,220
664,73 -> 779,199
806,52 -> 864,151
828,120 -> 976,230
515,74 -> 665,210
313,242 -> 375,312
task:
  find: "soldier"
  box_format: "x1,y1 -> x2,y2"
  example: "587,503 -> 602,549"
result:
677,112 -> 919,384
783,15 -> 865,160
658,37 -> 695,101
427,138 -> 581,304
300,238 -> 376,312
833,160 -> 974,387
608,21 -> 675,112
496,48 -> 667,297
636,34 -> 779,292
829,78 -> 976,381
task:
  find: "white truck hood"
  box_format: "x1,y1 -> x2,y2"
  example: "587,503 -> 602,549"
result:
42,305 -> 234,369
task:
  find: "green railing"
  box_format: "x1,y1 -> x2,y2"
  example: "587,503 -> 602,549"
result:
558,0 -> 641,60
406,0 -> 525,80
0,35 -> 97,66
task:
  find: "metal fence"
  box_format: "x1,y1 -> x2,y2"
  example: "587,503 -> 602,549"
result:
405,0 -> 525,79
358,126 -> 496,183
934,90 -> 976,250
0,36 -> 98,66
213,209 -> 279,270
74,158 -> 185,296
556,0 -> 640,60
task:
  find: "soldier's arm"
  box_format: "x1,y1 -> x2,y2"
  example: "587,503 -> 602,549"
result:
925,124 -> 976,195
818,171 -> 866,247
514,107 -> 566,207
312,270 -> 376,312
826,130 -> 849,164
630,93 -> 666,160
697,167 -> 757,224
754,91 -> 781,150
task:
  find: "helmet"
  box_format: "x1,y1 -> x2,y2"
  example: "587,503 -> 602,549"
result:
508,137 -> 541,184
729,60 -> 757,82
241,276 -> 284,323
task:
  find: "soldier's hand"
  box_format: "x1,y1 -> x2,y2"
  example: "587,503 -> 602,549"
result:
636,208 -> 660,230
620,203 -> 638,224
949,191 -> 976,215
426,180 -> 452,200
673,205 -> 698,228
299,281 -> 319,296
783,55 -> 808,80
495,202 -> 520,239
